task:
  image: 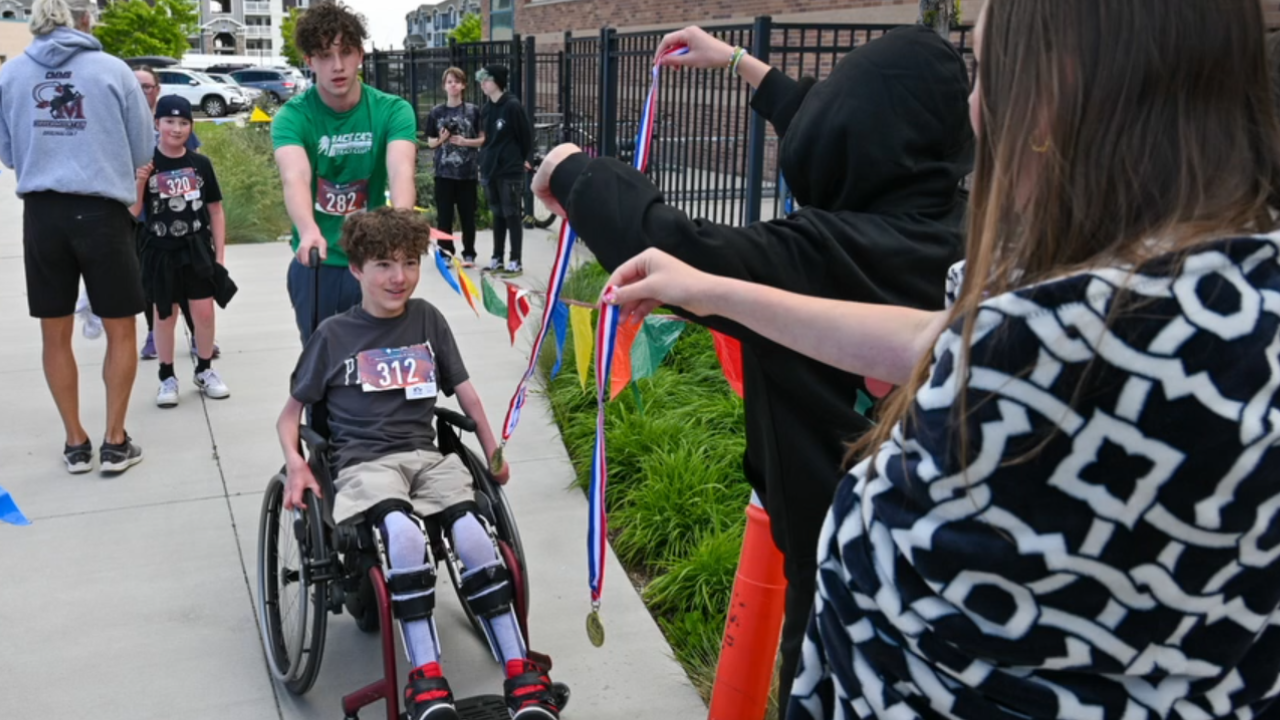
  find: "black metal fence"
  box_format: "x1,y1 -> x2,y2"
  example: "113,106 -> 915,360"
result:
367,17 -> 973,225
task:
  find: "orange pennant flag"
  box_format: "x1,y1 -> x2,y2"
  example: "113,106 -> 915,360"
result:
452,255 -> 480,315
710,330 -> 745,398
609,316 -> 643,400
430,227 -> 457,242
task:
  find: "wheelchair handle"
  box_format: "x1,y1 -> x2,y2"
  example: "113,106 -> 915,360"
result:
435,407 -> 477,433
308,246 -> 321,337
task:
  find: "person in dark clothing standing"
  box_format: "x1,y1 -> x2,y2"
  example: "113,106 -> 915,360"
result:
533,25 -> 973,709
425,66 -> 484,266
477,64 -> 533,277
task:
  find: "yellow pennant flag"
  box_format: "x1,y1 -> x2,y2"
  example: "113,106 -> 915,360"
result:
570,304 -> 594,391
452,255 -> 480,315
249,106 -> 273,123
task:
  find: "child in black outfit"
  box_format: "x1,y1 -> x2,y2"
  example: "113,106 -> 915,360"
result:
130,95 -> 236,408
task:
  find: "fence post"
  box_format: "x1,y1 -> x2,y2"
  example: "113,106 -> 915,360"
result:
599,26 -> 618,158
407,46 -> 419,121
511,34 -> 524,102
743,15 -> 772,224
523,35 -> 537,115
561,31 -> 572,143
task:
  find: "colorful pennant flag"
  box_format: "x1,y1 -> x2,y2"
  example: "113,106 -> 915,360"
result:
710,330 -> 745,398
435,247 -> 461,296
550,301 -> 570,380
0,483 -> 30,526
571,304 -> 594,391
865,377 -> 894,399
482,275 -> 507,318
453,256 -> 480,315
506,282 -> 533,346
609,316 -> 643,400
631,316 -> 685,382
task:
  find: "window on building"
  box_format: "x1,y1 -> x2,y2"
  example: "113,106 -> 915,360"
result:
2,11 -> 14,18
210,0 -> 229,13
490,0 -> 513,41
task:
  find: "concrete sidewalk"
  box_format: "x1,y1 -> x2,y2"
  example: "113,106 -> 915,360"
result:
0,169 -> 706,720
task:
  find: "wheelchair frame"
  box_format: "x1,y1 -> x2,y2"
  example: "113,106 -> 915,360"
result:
256,404 -> 540,720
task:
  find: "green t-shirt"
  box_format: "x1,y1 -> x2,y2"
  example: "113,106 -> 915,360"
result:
272,83 -> 418,267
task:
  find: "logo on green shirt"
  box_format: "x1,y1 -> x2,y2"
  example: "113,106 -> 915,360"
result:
317,132 -> 374,158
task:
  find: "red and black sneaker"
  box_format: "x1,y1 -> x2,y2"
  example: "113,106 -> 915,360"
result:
404,662 -> 460,720
503,659 -> 570,719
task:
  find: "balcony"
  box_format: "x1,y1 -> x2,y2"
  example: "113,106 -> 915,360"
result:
245,25 -> 273,37
244,1 -> 270,15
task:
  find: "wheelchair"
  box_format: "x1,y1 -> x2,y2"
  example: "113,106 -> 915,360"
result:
256,403 -> 554,720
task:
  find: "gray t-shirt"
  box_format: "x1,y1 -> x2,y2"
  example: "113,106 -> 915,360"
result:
424,101 -> 481,181
290,299 -> 470,471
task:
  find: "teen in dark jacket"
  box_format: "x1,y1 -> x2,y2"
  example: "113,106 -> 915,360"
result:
477,64 -> 533,276
534,24 -> 973,708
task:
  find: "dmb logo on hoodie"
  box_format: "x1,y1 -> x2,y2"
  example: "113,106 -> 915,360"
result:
317,132 -> 373,158
32,75 -> 86,132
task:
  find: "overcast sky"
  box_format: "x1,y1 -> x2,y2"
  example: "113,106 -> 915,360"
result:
352,0 -> 429,51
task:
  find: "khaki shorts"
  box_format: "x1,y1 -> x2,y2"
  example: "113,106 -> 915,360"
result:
333,449 -> 475,525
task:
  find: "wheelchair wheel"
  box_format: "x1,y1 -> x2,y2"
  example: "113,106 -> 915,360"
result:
257,473 -> 329,694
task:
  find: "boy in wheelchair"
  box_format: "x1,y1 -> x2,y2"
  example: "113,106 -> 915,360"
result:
275,208 -> 564,720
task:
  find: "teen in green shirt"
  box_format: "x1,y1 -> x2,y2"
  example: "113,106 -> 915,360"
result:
272,1 -> 417,342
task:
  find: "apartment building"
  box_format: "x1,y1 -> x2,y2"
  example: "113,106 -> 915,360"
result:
406,0 -> 481,49
190,0 -> 309,57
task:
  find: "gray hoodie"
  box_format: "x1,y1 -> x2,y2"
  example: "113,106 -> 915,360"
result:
0,27 -> 152,206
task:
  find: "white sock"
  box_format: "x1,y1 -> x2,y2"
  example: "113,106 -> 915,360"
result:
381,511 -> 441,669
452,512 -> 527,666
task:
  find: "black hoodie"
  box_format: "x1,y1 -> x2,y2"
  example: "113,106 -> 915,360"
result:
480,92 -> 533,181
549,25 -> 973,574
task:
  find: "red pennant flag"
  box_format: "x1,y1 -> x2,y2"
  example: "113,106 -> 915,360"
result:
710,330 -> 745,398
865,377 -> 894,399
609,316 -> 643,400
506,283 -> 532,345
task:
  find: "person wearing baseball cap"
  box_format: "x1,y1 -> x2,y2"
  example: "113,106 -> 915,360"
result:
130,93 -> 236,411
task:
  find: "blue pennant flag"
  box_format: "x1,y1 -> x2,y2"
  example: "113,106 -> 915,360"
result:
0,484 -> 30,526
435,248 -> 461,296
550,301 -> 569,379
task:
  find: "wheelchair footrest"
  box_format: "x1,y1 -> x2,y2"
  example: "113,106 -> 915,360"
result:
454,695 -> 508,720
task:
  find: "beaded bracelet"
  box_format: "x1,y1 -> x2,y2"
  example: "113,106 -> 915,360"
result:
728,46 -> 746,75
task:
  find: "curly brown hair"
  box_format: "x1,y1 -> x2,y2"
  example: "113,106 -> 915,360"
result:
294,1 -> 367,57
340,208 -> 435,267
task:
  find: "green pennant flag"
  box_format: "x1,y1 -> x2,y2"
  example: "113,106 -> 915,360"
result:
482,275 -> 507,318
631,316 -> 686,381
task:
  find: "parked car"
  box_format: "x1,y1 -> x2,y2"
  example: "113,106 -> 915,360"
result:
229,68 -> 300,104
157,68 -> 248,118
207,73 -> 263,104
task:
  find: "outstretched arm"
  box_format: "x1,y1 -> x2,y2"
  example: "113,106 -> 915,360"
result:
453,380 -> 510,483
606,248 -> 947,384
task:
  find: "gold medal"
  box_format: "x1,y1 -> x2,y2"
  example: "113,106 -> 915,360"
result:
489,445 -> 506,476
586,609 -> 605,647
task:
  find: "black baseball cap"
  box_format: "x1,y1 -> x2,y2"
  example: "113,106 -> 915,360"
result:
155,94 -> 193,122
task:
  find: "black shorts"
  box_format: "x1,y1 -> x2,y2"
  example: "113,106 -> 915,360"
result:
23,191 -> 144,319
484,176 -> 524,219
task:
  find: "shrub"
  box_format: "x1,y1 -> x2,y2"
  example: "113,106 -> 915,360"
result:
197,123 -> 291,244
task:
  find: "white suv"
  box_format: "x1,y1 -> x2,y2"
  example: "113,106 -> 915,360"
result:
157,68 -> 248,118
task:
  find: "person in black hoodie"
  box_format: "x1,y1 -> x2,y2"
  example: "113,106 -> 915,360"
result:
477,64 -> 533,277
532,25 -> 973,708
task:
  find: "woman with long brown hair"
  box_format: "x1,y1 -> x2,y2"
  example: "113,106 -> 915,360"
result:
593,0 -> 1280,717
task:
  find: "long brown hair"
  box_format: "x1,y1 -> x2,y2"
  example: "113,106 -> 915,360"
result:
850,0 -> 1280,468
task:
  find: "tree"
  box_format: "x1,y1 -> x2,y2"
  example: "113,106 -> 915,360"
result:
280,7 -> 304,67
449,13 -> 482,45
918,0 -> 962,37
94,0 -> 198,60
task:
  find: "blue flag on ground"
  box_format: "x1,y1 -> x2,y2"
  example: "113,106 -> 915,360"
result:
435,248 -> 461,296
0,484 -> 30,526
550,301 -> 569,379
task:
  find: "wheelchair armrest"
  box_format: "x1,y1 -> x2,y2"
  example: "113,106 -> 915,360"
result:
435,407 -> 477,434
300,425 -> 329,456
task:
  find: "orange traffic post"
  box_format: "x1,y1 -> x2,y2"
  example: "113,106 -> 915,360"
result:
709,492 -> 788,720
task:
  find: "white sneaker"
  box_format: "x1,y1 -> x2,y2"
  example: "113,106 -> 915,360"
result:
195,368 -> 230,399
503,260 -> 523,277
81,312 -> 103,340
484,257 -> 501,273
156,377 -> 179,408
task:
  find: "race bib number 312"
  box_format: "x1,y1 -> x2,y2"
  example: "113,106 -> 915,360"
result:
355,344 -> 437,399
316,177 -> 369,216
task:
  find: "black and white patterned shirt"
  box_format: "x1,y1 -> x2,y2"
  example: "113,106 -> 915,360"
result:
789,234 -> 1280,720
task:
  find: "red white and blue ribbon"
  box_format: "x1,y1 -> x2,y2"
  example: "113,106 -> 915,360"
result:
633,46 -> 687,174
588,295 -> 621,606
498,221 -> 577,446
